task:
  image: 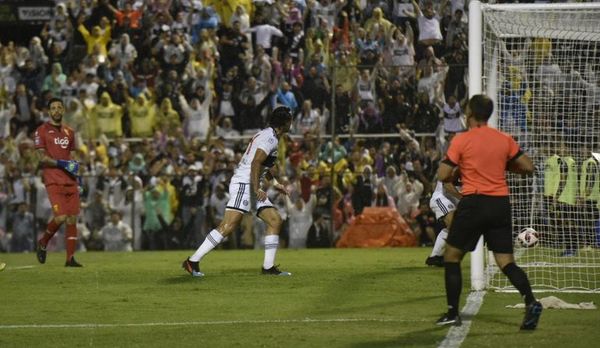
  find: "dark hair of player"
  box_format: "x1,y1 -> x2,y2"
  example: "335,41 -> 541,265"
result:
47,97 -> 64,108
268,106 -> 293,129
468,94 -> 494,122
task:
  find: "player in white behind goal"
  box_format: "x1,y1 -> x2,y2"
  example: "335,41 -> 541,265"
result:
182,106 -> 294,277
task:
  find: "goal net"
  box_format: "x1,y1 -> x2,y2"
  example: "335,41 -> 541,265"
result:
474,2 -> 600,292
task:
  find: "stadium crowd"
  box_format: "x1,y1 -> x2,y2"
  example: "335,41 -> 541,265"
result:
0,0 -> 473,253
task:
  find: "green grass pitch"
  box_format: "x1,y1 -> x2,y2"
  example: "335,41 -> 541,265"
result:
1,248 -> 599,347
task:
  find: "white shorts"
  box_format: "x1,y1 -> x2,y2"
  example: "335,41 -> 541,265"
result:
225,182 -> 275,215
429,195 -> 458,220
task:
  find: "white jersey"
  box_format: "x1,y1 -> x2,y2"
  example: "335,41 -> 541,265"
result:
231,127 -> 279,184
442,102 -> 465,133
432,181 -> 460,201
357,78 -> 375,102
390,39 -> 414,67
417,14 -> 443,42
430,181 -> 461,220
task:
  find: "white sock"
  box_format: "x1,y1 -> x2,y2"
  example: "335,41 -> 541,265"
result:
189,230 -> 223,262
431,229 -> 448,257
263,234 -> 279,269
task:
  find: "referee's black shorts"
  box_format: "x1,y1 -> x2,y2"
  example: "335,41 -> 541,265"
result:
447,194 -> 514,254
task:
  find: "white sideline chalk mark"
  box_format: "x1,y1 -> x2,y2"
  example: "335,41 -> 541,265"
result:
0,318 -> 428,330
8,265 -> 35,270
438,291 -> 486,348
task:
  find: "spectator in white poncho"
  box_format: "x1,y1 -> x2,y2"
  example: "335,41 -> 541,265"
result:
114,177 -> 144,250
396,172 -> 424,217
285,190 -> 317,248
109,34 -> 138,69
100,210 -> 133,251
442,95 -> 465,133
179,87 -> 212,140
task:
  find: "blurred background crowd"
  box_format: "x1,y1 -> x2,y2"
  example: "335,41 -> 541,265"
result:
0,0 -> 476,253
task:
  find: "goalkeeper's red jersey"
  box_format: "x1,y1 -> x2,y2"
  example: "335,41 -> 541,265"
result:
34,122 -> 77,186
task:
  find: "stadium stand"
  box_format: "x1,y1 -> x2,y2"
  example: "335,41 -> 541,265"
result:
0,0 -> 471,252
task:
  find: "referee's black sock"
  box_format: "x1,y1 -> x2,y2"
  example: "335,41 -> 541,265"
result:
502,262 -> 535,306
444,262 -> 462,317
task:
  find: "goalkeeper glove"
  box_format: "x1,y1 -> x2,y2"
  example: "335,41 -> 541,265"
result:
57,159 -> 80,176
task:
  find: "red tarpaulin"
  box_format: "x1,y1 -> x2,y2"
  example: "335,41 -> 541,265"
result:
336,207 -> 417,248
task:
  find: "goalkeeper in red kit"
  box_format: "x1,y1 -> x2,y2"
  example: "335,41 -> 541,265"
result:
34,97 -> 83,267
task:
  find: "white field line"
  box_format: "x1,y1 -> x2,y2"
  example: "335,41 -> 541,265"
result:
6,265 -> 35,270
438,291 -> 486,348
438,245 -> 526,348
0,318 -> 428,330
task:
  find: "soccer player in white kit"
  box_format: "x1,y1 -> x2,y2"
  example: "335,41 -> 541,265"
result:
426,179 -> 462,267
182,106 -> 293,277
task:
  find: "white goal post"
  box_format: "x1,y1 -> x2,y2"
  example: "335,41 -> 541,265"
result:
469,1 -> 600,293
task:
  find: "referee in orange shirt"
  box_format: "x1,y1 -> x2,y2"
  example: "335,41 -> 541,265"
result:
435,94 -> 542,330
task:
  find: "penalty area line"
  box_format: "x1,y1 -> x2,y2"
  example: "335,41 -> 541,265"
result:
0,318 -> 428,330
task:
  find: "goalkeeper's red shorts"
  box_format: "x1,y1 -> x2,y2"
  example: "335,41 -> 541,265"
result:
46,184 -> 80,216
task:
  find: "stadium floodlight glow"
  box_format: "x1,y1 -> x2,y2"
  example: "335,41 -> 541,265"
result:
470,0 -> 600,293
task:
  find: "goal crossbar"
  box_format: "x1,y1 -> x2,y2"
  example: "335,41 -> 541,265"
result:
482,3 -> 600,41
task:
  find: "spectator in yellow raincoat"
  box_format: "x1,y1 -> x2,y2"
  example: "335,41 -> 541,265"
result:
204,0 -> 252,27
156,98 -> 181,137
78,22 -> 112,56
365,7 -> 393,35
127,92 -> 156,137
161,175 -> 179,219
91,92 -> 123,138
64,98 -> 94,139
